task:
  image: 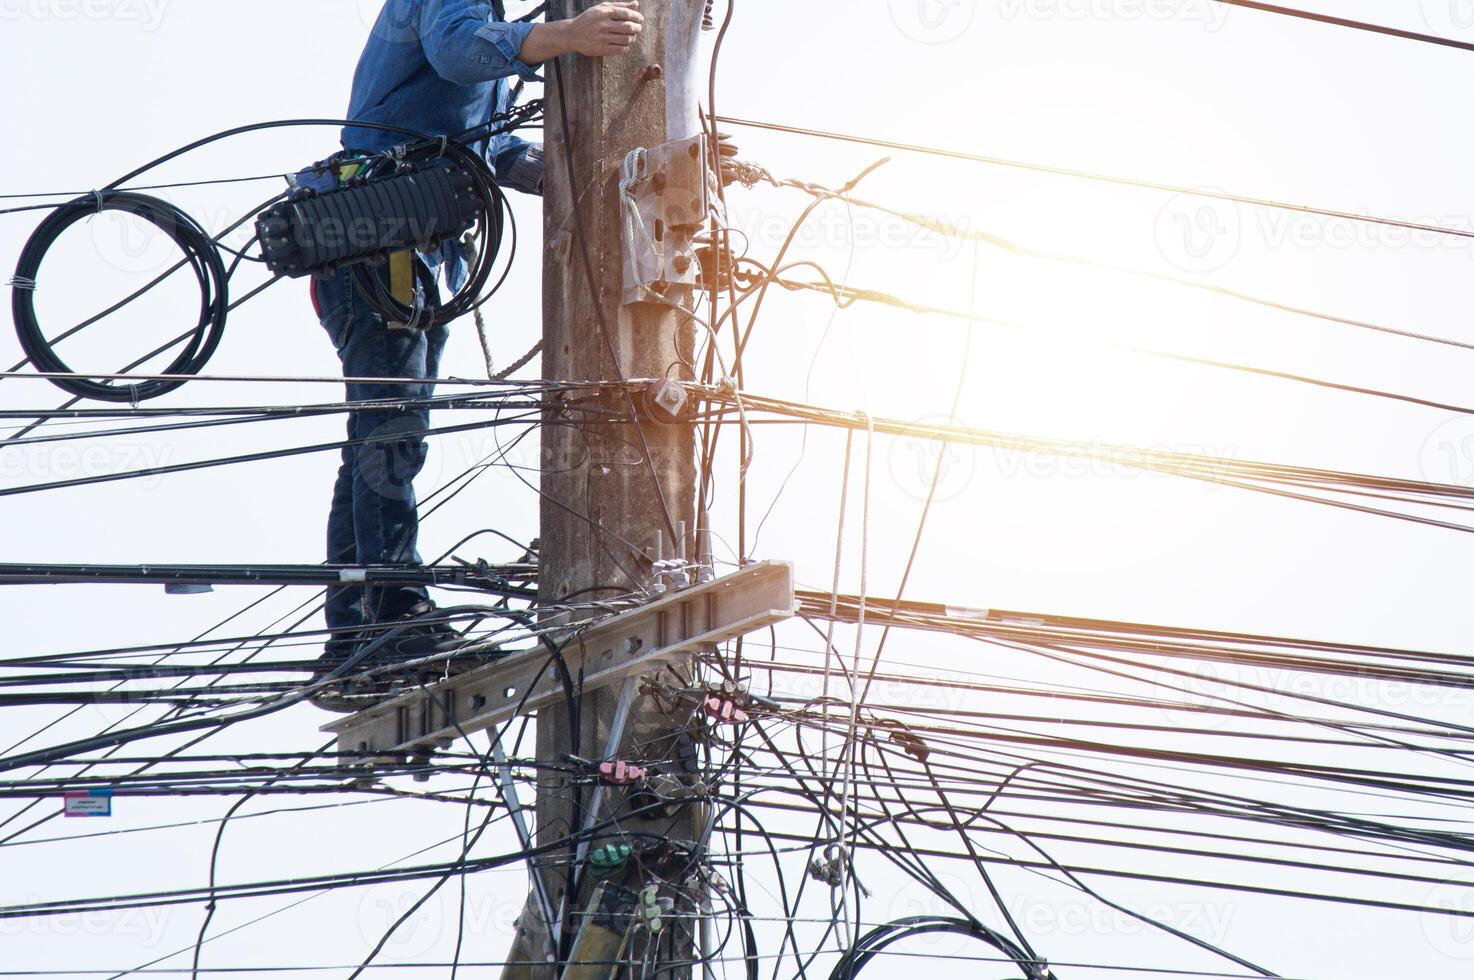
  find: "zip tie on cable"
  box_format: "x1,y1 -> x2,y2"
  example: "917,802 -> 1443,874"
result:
91,190 -> 104,213
7,276 -> 37,291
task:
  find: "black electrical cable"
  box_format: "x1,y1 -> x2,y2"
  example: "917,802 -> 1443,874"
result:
9,112 -> 536,403
827,916 -> 1043,980
5,119 -> 442,403
346,680 -> 505,980
548,56 -> 681,549
0,415 -> 554,847
713,115 -> 1474,245
729,677 -> 1474,962
1207,0 -> 1474,52
4,191 -> 278,386
0,410 -> 545,499
189,739 -> 337,980
340,138 -> 515,329
12,192 -> 230,402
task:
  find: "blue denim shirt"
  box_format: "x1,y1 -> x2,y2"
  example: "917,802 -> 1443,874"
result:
298,0 -> 544,291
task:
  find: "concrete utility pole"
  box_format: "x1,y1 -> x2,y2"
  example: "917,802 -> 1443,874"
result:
522,1 -> 706,975
318,4 -> 792,973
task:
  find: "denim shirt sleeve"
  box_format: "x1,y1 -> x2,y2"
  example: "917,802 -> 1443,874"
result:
418,0 -> 540,85
493,138 -> 544,197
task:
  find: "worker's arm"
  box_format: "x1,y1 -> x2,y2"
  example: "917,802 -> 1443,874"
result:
419,1 -> 644,86
494,138 -> 544,197
519,2 -> 644,63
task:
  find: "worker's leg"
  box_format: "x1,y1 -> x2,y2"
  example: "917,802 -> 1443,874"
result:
315,268 -> 437,629
316,276 -> 368,659
323,438 -> 365,655
330,278 -> 438,626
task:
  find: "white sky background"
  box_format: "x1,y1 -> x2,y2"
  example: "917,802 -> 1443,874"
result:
4,0 -> 1474,977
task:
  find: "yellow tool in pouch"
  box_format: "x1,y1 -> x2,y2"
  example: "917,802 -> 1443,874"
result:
387,249 -> 415,306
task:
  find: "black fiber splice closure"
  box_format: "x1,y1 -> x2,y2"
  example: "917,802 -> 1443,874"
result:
256,164 -> 480,279
8,112 -> 531,402
322,138 -> 511,331
11,191 -> 230,403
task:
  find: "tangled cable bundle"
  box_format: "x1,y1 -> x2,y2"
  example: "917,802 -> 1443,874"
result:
10,3 -> 1474,974
8,110 -> 531,402
346,139 -> 512,330
829,916 -> 1047,979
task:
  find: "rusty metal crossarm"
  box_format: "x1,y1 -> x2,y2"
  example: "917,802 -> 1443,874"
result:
324,560 -> 796,756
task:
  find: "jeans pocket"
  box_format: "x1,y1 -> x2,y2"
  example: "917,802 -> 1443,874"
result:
316,273 -> 356,352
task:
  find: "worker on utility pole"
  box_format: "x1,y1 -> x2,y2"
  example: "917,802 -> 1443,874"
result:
305,0 -> 646,692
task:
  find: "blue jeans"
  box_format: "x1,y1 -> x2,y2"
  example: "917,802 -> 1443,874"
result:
313,266 -> 449,643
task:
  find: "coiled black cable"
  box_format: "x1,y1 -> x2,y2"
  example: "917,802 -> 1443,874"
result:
828,915 -> 1048,980
345,138 -> 513,330
11,190 -> 230,402
10,109 -> 534,403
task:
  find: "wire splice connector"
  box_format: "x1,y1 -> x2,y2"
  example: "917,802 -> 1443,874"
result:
588,842 -> 633,878
598,760 -> 648,786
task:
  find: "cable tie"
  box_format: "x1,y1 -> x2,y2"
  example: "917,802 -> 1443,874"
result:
91,189 -> 105,213
7,276 -> 36,292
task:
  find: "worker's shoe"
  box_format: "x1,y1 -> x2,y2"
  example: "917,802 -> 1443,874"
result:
366,601 -> 465,664
306,655 -> 426,713
306,606 -> 464,712
317,633 -> 362,670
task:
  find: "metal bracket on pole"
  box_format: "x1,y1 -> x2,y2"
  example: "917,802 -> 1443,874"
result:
493,737 -> 559,965
620,135 -> 715,307
552,675 -> 639,946
323,561 -> 796,756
